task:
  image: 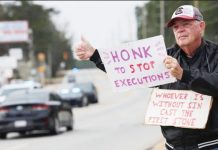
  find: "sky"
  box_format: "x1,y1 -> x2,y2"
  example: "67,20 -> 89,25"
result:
32,1 -> 145,49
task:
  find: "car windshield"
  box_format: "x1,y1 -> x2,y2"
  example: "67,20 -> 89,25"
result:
76,83 -> 92,91
5,92 -> 49,102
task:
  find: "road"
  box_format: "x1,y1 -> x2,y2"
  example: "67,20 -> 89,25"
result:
0,68 -> 163,150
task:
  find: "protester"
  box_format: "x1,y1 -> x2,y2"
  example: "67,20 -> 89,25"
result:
75,5 -> 218,150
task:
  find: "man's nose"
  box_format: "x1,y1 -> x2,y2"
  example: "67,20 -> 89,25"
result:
176,25 -> 185,33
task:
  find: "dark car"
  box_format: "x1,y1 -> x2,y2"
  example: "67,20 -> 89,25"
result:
75,82 -> 98,104
0,89 -> 73,139
57,84 -> 88,107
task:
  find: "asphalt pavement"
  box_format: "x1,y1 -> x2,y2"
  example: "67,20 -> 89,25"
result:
45,69 -> 165,150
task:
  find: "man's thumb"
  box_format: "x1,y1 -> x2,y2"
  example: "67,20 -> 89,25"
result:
81,36 -> 88,43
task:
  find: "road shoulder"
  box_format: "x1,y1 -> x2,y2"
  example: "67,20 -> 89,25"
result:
149,138 -> 165,150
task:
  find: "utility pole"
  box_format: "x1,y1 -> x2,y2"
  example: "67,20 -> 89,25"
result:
160,0 -> 165,37
28,28 -> 34,67
141,8 -> 147,38
47,45 -> 52,78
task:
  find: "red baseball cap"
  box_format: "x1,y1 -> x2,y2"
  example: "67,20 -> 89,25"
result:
167,5 -> 203,27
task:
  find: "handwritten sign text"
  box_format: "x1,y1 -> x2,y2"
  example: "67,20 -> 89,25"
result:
98,35 -> 176,91
145,89 -> 212,129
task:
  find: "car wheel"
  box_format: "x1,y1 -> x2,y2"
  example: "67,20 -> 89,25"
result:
93,96 -> 98,103
66,116 -> 74,131
19,131 -> 26,136
49,117 -> 60,135
79,96 -> 88,107
0,133 -> 7,139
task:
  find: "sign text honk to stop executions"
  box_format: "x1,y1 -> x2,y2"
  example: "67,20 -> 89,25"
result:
98,35 -> 176,92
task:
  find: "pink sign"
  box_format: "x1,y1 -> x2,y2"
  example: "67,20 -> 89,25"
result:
98,35 -> 176,91
145,89 -> 212,129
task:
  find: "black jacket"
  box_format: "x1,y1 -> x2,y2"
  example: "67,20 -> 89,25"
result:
90,39 -> 218,149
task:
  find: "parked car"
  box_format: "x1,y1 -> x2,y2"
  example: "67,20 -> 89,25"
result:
75,82 -> 98,104
57,84 -> 88,107
0,89 -> 73,139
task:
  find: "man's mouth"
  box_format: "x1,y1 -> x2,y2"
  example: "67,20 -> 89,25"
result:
178,35 -> 187,40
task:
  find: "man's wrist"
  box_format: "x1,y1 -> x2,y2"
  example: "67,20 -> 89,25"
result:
180,69 -> 191,83
90,49 -> 99,61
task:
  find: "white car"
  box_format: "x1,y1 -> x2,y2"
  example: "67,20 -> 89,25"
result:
0,81 -> 42,103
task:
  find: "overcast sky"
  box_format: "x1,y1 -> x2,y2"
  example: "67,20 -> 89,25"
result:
33,1 -> 145,49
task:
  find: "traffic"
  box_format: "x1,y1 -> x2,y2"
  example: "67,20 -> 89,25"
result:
0,68 -> 162,150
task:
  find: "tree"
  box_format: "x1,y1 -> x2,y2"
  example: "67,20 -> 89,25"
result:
0,1 -> 74,77
135,1 -> 218,47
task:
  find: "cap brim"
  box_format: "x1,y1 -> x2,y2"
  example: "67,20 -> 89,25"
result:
166,16 -> 195,27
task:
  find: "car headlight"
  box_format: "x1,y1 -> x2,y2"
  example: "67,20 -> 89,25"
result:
0,96 -> 6,103
61,89 -> 70,94
72,88 -> 81,93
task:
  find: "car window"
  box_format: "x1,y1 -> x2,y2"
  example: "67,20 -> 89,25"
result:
1,88 -> 28,96
76,83 -> 93,91
6,92 -> 49,102
50,93 -> 61,101
54,94 -> 61,101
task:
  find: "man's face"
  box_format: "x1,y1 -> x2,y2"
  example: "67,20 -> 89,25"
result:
171,19 -> 204,48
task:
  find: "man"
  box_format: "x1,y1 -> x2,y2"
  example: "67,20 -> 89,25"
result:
75,5 -> 218,150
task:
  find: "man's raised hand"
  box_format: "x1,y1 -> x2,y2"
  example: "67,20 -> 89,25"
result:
74,36 -> 96,60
